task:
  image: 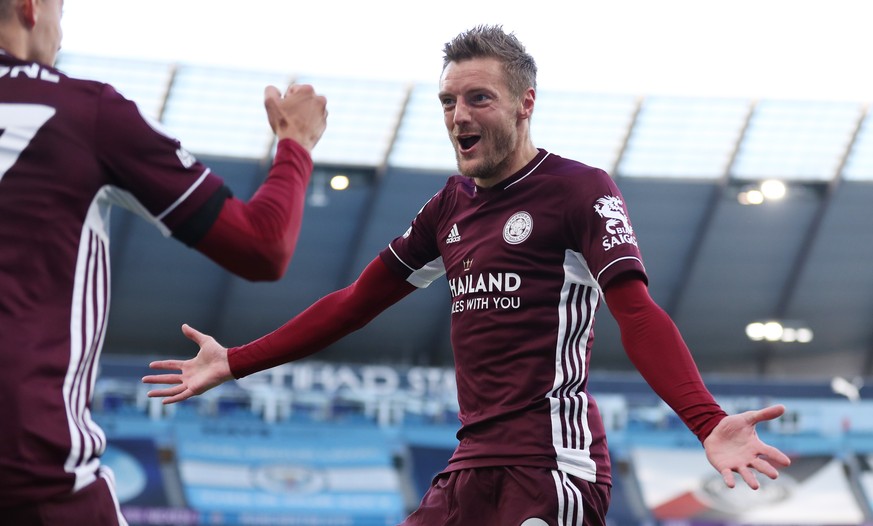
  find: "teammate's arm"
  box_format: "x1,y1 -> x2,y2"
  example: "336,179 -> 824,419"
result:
605,274 -> 791,488
192,138 -> 312,281
186,85 -> 327,281
142,256 -> 416,403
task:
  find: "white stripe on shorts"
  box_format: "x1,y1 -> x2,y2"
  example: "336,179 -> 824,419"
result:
551,470 -> 584,526
99,466 -> 129,526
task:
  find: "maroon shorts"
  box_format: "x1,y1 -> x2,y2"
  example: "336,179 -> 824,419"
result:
2,470 -> 127,526
400,466 -> 611,526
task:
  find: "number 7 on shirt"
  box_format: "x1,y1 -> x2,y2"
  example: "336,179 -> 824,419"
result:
0,103 -> 56,182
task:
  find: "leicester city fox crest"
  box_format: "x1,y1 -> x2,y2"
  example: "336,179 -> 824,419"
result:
503,211 -> 533,245
594,196 -> 638,251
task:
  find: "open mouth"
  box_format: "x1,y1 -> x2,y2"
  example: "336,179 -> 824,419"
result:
458,135 -> 481,151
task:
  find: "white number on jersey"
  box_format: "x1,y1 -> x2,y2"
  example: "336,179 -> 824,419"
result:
0,103 -> 56,182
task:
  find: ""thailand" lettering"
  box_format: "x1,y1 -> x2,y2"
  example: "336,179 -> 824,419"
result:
448,272 -> 521,298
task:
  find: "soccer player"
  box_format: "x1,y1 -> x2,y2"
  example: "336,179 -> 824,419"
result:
0,0 -> 327,524
144,25 -> 790,526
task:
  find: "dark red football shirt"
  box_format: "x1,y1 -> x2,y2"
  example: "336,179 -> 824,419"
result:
0,50 -> 226,505
380,150 -> 647,485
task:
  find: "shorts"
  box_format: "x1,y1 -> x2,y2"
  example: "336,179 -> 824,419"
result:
400,466 -> 611,526
2,469 -> 128,526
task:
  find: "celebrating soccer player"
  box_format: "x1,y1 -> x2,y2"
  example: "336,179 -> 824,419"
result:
144,25 -> 790,526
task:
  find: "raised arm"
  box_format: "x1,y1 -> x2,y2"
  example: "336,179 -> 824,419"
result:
605,275 -> 791,488
143,256 -> 416,403
194,84 -> 328,281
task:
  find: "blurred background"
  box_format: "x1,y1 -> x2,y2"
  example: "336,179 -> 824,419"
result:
58,1 -> 873,524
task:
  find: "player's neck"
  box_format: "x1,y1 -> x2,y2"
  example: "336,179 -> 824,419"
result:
0,28 -> 28,61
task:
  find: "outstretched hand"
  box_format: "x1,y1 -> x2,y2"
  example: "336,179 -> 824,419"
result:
264,83 -> 327,152
703,404 -> 792,489
142,324 -> 234,405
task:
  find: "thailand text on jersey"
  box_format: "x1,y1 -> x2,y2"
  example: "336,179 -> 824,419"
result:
380,149 -> 647,485
0,50 -> 225,505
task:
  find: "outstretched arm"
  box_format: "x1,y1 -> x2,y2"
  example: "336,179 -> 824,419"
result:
605,275 -> 791,487
143,256 -> 416,403
194,84 -> 328,281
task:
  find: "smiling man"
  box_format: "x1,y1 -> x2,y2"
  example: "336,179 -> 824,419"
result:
440,52 -> 538,183
144,25 -> 791,526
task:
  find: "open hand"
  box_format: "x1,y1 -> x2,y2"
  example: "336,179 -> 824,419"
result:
703,404 -> 792,489
141,324 -> 234,404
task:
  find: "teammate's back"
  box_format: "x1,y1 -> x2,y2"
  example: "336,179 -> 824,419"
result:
0,49 -> 226,507
1,0 -> 327,521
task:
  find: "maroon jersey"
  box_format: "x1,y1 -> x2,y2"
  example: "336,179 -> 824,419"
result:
0,50 -> 227,505
380,150 -> 646,485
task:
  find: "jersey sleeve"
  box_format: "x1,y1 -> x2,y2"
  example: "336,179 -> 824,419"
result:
574,168 -> 647,290
378,185 -> 447,288
93,83 -> 227,238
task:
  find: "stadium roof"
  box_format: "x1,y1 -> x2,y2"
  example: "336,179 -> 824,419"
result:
57,54 -> 873,380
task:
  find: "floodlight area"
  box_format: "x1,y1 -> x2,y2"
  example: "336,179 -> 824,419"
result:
737,179 -> 787,205
746,320 -> 814,343
330,175 -> 350,191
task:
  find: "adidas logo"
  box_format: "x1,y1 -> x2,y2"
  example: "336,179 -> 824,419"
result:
446,223 -> 462,244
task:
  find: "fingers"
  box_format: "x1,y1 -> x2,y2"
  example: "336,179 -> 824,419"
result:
162,394 -> 189,405
750,456 -> 780,480
263,86 -> 282,121
738,465 -> 762,490
145,384 -> 195,405
263,83 -> 321,107
761,444 -> 792,468
146,384 -> 186,399
720,469 -> 736,489
262,82 -> 328,150
264,84 -> 281,101
750,404 -> 786,424
286,83 -> 315,97
721,450 -> 792,489
141,373 -> 181,385
181,323 -> 204,343
147,359 -> 184,372
162,388 -> 193,405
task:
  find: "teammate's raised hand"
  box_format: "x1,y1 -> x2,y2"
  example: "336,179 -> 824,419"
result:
142,324 -> 234,405
264,83 -> 327,152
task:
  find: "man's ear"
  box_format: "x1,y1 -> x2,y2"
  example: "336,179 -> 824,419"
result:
518,88 -> 536,120
19,0 -> 38,28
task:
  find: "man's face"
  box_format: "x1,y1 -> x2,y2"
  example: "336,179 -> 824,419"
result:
438,57 -> 524,183
31,0 -> 64,65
